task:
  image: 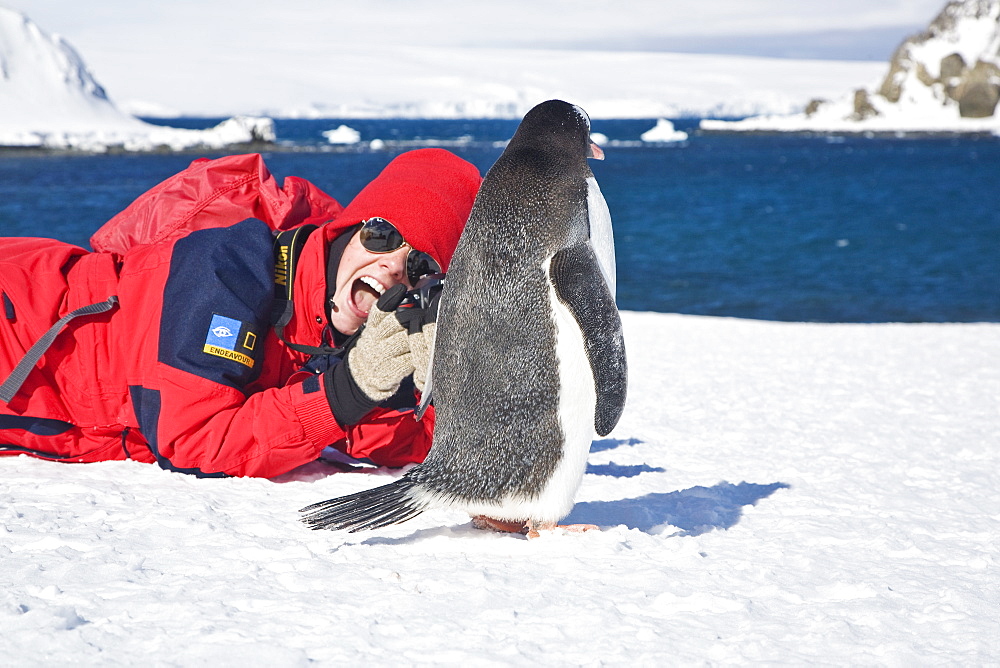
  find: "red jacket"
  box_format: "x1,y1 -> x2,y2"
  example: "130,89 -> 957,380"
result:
0,151 -> 481,477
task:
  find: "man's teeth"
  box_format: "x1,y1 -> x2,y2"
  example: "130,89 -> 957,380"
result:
360,276 -> 386,295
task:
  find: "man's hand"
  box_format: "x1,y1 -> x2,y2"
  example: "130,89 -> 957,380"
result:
348,284 -> 413,400
394,288 -> 440,394
324,284 -> 413,426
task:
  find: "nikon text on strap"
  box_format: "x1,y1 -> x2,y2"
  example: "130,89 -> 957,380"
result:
270,225 -> 345,357
0,296 -> 120,404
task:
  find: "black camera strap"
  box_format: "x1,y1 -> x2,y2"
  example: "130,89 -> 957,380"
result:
270,225 -> 347,357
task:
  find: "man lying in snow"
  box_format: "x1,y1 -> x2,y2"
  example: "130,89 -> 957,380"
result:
0,149 -> 482,477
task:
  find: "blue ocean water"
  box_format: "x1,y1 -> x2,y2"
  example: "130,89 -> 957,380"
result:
1,118 -> 997,322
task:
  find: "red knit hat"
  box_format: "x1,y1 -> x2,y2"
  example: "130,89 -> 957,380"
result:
324,148 -> 482,272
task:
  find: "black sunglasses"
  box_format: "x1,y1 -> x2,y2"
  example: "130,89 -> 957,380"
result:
358,217 -> 442,286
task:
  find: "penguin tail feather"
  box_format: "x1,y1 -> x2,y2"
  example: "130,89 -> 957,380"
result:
299,478 -> 427,532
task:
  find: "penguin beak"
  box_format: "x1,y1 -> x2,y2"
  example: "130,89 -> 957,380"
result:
588,140 -> 605,160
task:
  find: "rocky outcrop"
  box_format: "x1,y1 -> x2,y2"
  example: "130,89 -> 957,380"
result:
877,0 -> 1000,118
701,0 -> 1000,133
851,89 -> 881,120
955,60 -> 1000,115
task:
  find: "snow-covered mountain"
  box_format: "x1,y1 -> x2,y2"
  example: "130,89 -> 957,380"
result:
1,3 -> 886,131
880,0 -> 1000,118
702,0 -> 1000,133
0,7 -> 132,132
245,48 -> 881,122
0,6 -> 273,151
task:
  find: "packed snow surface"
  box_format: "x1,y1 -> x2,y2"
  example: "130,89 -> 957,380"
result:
700,100 -> 1000,133
3,312 -> 999,665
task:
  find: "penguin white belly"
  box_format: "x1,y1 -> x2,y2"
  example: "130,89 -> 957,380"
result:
528,278 -> 598,522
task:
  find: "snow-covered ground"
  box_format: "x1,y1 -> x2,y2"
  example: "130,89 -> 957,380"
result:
700,102 -> 1000,134
11,0 -> 924,122
0,114 -> 276,152
1,0 -> 886,124
4,311 -> 998,665
15,1 -> 1000,147
7,1 -> 1000,146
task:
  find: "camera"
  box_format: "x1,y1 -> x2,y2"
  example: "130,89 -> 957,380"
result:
400,273 -> 445,311
395,273 -> 445,333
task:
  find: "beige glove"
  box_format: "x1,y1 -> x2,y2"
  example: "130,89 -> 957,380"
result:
346,287 -> 414,402
392,284 -> 442,396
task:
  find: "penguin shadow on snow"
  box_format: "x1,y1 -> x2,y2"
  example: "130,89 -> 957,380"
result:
564,480 -> 789,537
568,437 -> 790,536
590,437 -> 643,453
586,437 -> 664,478
274,450 -> 384,483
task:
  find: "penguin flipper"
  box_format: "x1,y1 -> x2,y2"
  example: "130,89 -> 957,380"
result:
415,348 -> 434,420
586,176 -> 617,299
300,478 -> 427,532
549,242 -> 628,436
415,285 -> 444,420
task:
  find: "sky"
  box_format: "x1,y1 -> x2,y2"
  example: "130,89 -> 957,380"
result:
3,0 -> 952,117
9,0 -> 947,59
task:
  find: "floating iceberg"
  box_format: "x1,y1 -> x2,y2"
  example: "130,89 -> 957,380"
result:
640,119 -> 688,143
322,125 -> 362,144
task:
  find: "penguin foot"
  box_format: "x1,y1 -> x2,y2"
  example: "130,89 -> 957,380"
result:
471,516 -> 599,539
471,515 -> 529,535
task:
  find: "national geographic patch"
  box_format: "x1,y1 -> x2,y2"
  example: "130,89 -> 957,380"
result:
203,314 -> 257,368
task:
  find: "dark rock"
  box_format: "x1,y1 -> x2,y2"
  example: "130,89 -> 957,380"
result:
877,44 -> 910,103
804,99 -> 827,117
940,52 -> 968,80
957,60 -> 1000,117
851,89 -> 880,120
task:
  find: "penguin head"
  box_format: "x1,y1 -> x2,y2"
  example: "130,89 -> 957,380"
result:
510,100 -> 603,161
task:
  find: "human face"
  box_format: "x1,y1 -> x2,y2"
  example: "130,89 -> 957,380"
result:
327,230 -> 413,335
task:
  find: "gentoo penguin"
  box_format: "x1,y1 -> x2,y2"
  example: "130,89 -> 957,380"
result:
301,99 -> 627,537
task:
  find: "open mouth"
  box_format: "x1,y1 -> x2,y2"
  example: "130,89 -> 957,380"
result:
350,276 -> 386,317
